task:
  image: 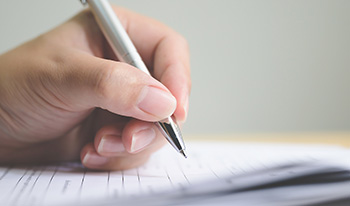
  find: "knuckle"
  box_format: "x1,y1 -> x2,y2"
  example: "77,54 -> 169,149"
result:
93,64 -> 116,100
92,63 -> 143,112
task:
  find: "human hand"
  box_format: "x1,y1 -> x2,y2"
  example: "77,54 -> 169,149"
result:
0,7 -> 190,170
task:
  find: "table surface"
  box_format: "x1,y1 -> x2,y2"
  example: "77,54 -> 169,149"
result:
186,132 -> 350,147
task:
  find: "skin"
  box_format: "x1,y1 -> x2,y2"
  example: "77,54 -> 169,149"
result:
0,7 -> 191,171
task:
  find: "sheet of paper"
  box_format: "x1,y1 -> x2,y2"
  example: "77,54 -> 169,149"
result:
0,142 -> 349,206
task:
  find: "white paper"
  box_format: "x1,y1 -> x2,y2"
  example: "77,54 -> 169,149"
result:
1,142 -> 349,206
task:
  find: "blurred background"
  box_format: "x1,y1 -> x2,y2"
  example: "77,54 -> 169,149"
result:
0,0 -> 349,136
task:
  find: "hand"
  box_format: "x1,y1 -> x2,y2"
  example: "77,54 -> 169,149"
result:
0,7 -> 190,170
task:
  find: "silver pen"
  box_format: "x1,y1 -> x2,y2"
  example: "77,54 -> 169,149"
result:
80,0 -> 187,158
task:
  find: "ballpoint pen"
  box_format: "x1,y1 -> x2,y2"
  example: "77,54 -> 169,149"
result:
80,0 -> 187,158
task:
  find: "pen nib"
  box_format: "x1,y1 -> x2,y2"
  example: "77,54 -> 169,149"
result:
180,150 -> 187,158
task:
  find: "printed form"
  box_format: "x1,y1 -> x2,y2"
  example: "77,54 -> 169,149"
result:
1,142 -> 349,206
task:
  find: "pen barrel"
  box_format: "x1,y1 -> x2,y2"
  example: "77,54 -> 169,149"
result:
86,0 -> 150,75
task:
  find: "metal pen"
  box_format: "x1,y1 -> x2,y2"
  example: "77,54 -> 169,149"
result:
80,0 -> 187,158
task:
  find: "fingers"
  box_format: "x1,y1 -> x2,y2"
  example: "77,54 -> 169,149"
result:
57,51 -> 176,122
153,38 -> 191,123
94,124 -> 126,156
81,143 -> 151,170
81,120 -> 166,170
109,7 -> 191,123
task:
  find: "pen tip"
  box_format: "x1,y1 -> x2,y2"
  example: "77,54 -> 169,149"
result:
180,150 -> 187,158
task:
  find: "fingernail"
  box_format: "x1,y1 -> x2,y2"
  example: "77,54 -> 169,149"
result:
130,128 -> 156,153
137,86 -> 176,118
83,152 -> 109,166
98,135 -> 125,153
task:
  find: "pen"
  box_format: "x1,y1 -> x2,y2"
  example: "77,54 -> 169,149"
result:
80,0 -> 187,158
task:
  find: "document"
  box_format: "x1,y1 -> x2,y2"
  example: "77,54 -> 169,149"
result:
1,142 -> 349,206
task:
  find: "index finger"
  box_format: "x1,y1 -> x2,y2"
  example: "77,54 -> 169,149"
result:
114,7 -> 191,123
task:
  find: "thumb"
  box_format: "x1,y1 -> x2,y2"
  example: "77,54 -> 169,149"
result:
60,52 -> 177,122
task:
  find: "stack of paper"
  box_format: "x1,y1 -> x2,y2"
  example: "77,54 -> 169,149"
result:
1,142 -> 349,206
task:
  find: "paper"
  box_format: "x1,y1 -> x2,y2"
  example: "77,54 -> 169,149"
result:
1,142 -> 349,206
